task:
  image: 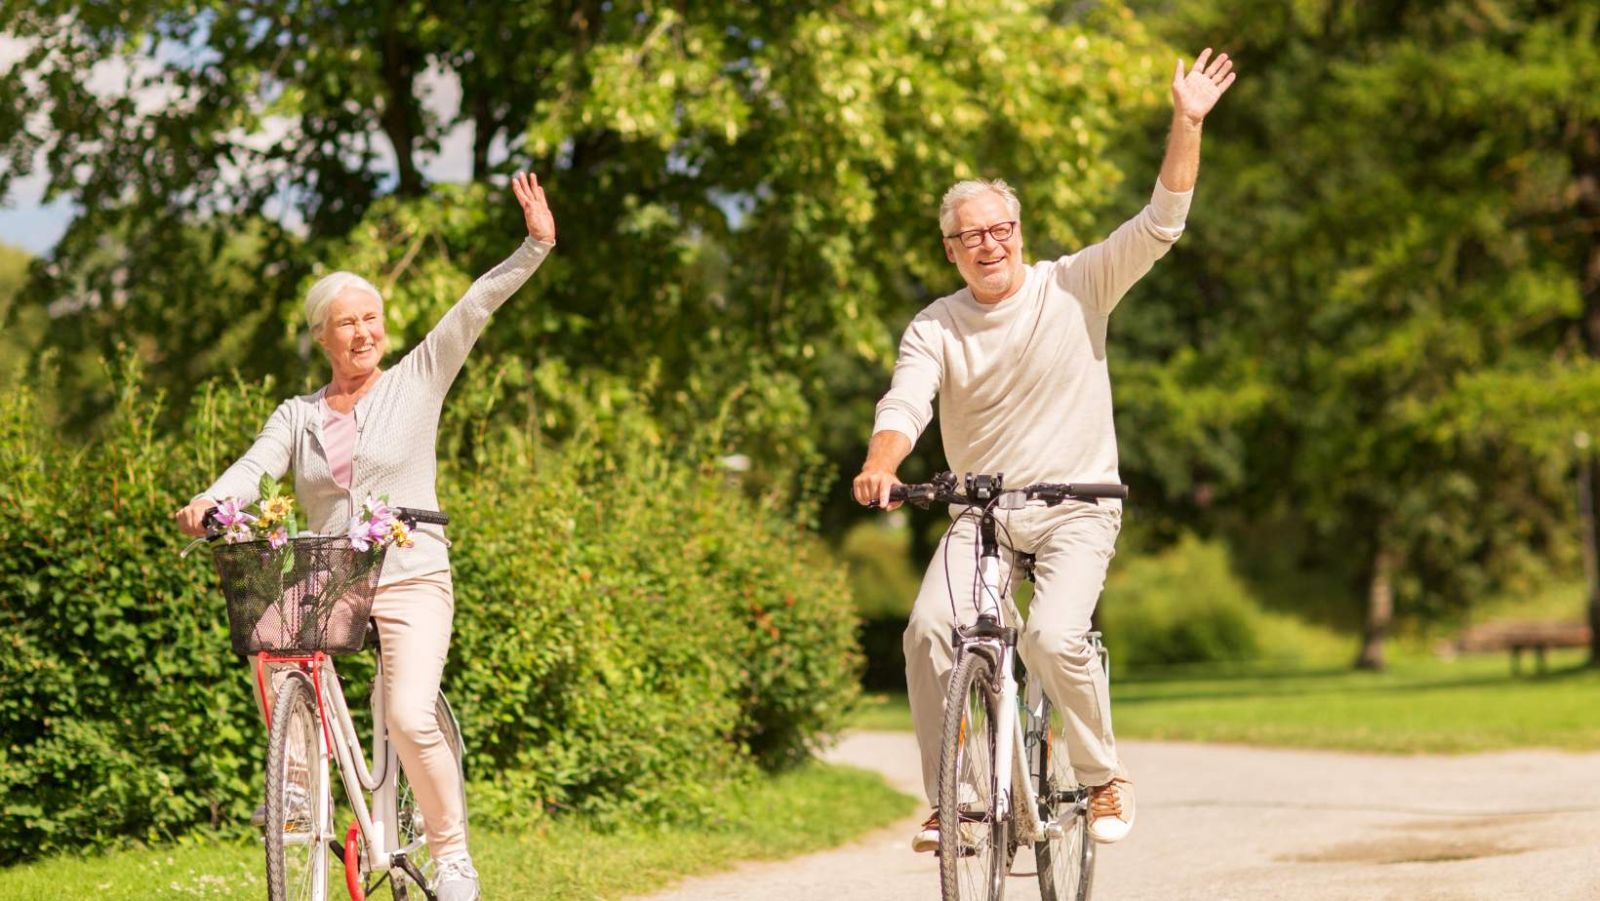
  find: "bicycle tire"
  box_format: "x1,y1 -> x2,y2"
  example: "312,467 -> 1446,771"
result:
939,651 -> 1008,901
390,691 -> 468,900
1033,696 -> 1094,901
265,672 -> 329,901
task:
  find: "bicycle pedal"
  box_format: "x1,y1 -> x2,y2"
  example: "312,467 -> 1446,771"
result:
1044,820 -> 1064,839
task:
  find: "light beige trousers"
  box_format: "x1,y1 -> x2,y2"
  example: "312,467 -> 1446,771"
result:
903,502 -> 1121,806
370,571 -> 467,859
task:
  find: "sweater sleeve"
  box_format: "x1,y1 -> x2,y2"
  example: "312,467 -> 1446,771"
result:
872,314 -> 943,444
398,237 -> 554,395
1054,179 -> 1192,316
196,401 -> 295,505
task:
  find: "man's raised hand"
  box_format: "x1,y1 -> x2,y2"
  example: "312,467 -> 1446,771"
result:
1172,48 -> 1236,126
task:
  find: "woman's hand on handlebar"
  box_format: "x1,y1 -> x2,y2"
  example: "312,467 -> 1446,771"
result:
853,469 -> 904,511
173,497 -> 214,538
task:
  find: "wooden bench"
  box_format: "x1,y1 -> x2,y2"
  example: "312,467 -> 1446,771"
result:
1450,620 -> 1591,675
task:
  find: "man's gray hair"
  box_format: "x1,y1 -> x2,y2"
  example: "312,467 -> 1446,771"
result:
939,179 -> 1022,236
304,271 -> 384,336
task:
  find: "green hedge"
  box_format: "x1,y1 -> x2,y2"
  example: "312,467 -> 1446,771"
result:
0,359 -> 860,864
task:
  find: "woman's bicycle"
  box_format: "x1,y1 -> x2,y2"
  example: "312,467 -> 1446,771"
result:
889,472 -> 1124,901
202,506 -> 465,901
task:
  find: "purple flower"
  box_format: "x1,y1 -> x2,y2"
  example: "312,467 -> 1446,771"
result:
214,497 -> 255,529
224,523 -> 254,545
346,516 -> 373,552
268,527 -> 289,550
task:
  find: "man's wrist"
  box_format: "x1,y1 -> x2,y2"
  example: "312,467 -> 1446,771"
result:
1172,112 -> 1204,132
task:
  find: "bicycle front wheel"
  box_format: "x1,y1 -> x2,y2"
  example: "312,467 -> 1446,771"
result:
1033,696 -> 1094,901
265,672 -> 329,901
392,691 -> 468,899
939,651 -> 1008,901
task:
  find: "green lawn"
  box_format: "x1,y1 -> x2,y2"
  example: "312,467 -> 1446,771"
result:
0,762 -> 916,900
851,650 -> 1600,754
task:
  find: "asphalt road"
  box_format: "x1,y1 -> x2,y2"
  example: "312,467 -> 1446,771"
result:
635,731 -> 1600,900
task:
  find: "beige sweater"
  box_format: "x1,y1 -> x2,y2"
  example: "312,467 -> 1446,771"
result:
873,181 -> 1192,498
199,237 -> 553,584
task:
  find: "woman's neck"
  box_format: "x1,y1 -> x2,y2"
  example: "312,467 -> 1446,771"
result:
325,367 -> 383,411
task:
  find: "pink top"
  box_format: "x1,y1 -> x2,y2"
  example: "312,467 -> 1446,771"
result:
320,399 -> 357,491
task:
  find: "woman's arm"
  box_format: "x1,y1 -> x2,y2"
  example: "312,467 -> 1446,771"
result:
402,172 -> 557,394
173,401 -> 295,536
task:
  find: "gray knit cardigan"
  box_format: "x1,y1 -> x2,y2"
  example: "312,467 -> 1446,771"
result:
198,237 -> 553,585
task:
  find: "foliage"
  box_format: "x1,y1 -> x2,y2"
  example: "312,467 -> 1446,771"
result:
1,2 -> 1170,493
1110,0 -> 1598,656
0,241 -> 34,386
0,359 -> 860,864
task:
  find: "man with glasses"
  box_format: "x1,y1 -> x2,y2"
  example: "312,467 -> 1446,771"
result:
853,49 -> 1236,851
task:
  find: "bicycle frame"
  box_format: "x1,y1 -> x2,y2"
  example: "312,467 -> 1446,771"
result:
957,502 -> 1105,850
255,649 -> 419,892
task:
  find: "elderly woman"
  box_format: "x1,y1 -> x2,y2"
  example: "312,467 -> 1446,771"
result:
175,172 -> 556,901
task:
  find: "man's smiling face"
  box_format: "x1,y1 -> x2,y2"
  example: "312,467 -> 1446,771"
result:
944,191 -> 1026,304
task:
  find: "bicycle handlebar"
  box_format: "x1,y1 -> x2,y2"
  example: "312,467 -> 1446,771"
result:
200,505 -> 450,540
883,472 -> 1128,509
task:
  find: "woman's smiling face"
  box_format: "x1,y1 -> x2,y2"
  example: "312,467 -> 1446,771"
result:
318,288 -> 387,379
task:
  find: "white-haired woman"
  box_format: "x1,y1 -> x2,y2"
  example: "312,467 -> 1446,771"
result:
175,172 -> 556,901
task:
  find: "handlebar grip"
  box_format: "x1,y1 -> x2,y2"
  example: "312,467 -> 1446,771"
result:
395,507 -> 450,526
887,485 -> 910,503
1067,483 -> 1129,500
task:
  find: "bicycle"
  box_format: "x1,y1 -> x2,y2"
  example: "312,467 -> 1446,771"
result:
202,506 -> 465,901
887,471 -> 1124,901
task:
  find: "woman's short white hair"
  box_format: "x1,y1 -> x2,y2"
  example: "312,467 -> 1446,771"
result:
939,179 -> 1022,236
304,271 -> 384,336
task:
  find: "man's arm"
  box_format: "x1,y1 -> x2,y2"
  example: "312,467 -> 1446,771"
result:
1055,48 -> 1235,314
854,316 -> 942,509
1160,48 -> 1235,193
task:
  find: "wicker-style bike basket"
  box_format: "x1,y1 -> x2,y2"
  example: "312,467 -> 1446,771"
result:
211,536 -> 388,655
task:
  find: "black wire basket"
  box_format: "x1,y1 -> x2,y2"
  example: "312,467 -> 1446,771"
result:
211,536 -> 388,655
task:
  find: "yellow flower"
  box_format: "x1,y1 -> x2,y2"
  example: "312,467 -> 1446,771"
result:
261,496 -> 295,520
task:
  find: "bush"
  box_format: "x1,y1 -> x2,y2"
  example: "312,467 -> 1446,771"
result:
0,358 -> 860,864
1099,535 -> 1264,667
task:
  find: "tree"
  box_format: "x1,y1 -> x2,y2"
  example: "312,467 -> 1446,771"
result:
2,1 -> 1172,485
1122,0 -> 1600,667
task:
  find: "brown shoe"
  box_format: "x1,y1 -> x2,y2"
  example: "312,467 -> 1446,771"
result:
1087,777 -> 1135,844
912,809 -> 940,853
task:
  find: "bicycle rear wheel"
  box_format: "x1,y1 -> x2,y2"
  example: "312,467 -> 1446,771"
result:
390,691 -> 468,899
1033,696 -> 1094,901
939,651 -> 1008,901
265,672 -> 329,901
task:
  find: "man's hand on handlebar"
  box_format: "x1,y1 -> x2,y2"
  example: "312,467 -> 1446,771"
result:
853,469 -> 904,511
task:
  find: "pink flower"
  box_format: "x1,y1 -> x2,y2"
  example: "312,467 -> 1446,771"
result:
214,497 -> 255,529
346,516 -> 374,552
268,527 -> 289,550
224,523 -> 254,545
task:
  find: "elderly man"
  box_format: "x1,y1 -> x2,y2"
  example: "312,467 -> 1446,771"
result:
853,49 -> 1235,849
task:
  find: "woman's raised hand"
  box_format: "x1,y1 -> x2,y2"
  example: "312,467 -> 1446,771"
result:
512,171 -> 556,244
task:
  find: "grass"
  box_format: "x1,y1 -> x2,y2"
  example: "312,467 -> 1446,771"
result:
0,761 -> 916,900
850,650 -> 1600,754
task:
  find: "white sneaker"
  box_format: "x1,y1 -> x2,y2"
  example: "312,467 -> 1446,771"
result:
432,853 -> 480,901
1087,777 -> 1135,844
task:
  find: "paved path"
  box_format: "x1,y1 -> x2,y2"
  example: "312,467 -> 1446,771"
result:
636,731 -> 1600,900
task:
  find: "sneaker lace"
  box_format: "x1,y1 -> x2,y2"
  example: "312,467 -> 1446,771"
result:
434,856 -> 479,884
1089,780 -> 1126,819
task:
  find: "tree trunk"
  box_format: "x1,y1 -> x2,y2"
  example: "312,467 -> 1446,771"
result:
471,90 -> 497,182
1354,542 -> 1395,671
1577,122 -> 1600,665
1579,452 -> 1600,666
379,18 -> 424,197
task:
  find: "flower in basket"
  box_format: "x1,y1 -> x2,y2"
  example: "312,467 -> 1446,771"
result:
346,496 -> 413,553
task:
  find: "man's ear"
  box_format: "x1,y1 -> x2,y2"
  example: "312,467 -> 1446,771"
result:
944,241 -> 956,264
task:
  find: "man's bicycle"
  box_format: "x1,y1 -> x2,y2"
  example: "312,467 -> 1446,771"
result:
889,472 -> 1124,901
203,506 -> 464,901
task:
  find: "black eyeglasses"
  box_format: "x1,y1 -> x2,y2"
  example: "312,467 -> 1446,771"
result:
944,221 -> 1017,248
